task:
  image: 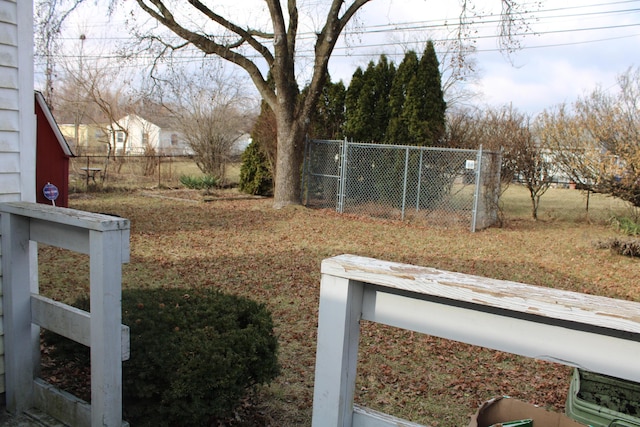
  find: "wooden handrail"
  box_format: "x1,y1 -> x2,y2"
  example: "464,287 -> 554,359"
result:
312,254 -> 640,427
1,202 -> 130,427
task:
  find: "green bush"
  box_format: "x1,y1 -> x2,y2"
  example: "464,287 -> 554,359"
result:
179,175 -> 217,190
44,288 -> 280,426
239,141 -> 273,196
612,216 -> 640,236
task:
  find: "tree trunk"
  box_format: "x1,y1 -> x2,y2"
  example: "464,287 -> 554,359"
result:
273,115 -> 307,208
530,191 -> 539,220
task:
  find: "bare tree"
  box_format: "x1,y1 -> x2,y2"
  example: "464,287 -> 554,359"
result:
539,67 -> 640,207
56,48 -> 140,178
85,80 -> 134,160
478,107 -> 554,220
155,65 -> 257,184
512,114 -> 554,220
445,105 -> 521,187
35,0 -> 85,105
126,0 -> 530,208
445,105 -> 554,220
439,40 -> 481,109
50,33 -> 104,155
537,104 -> 602,190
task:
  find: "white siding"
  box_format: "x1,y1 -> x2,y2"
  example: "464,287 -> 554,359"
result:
0,151 -> 18,171
0,87 -> 19,109
0,173 -> 20,196
0,0 -> 35,395
113,114 -> 162,154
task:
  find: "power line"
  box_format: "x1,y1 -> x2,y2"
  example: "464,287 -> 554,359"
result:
56,1 -> 640,42
39,1 -> 640,75
48,19 -> 640,64
36,30 -> 640,75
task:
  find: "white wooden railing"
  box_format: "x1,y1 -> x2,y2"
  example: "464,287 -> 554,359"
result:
312,254 -> 640,427
1,202 -> 130,427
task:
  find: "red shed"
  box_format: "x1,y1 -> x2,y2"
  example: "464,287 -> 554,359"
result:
35,91 -> 74,207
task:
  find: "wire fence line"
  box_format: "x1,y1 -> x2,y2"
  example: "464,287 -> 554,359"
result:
69,145 -> 502,231
302,139 -> 502,231
69,154 -> 200,189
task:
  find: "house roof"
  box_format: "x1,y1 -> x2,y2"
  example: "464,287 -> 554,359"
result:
35,91 -> 74,157
115,113 -> 179,131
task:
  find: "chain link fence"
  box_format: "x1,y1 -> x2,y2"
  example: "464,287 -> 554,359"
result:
302,139 -> 501,231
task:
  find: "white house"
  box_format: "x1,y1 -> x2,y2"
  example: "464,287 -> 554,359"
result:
111,114 -> 192,156
0,0 -> 36,396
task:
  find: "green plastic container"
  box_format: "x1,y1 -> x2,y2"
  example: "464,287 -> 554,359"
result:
565,368 -> 640,427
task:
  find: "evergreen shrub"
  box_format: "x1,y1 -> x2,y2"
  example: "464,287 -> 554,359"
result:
44,288 -> 280,426
239,141 -> 273,196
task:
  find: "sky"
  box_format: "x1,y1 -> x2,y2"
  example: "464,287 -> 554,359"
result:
327,0 -> 640,115
49,0 -> 640,117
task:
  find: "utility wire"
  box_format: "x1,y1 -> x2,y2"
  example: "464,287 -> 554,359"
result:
40,0 -> 640,72
48,20 -> 640,65
56,1 -> 640,41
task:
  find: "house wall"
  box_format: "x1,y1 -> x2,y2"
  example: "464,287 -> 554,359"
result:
113,115 -> 161,155
0,0 -> 35,395
59,123 -> 109,155
159,129 -> 193,155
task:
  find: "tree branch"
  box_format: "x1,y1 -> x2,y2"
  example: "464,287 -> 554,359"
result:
135,0 -> 276,106
286,0 -> 298,54
187,0 -> 275,61
302,0 -> 371,119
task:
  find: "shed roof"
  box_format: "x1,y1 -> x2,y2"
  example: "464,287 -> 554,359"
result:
35,91 -> 74,157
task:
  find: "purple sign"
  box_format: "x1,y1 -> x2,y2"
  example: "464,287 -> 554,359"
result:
43,182 -> 59,202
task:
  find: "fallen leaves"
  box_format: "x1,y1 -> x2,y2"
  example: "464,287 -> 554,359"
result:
36,188 -> 635,427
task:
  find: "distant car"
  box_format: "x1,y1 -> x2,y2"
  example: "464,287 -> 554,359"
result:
565,368 -> 640,427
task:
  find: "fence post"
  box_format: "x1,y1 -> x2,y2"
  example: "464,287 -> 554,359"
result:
471,145 -> 483,232
337,138 -> 348,214
86,156 -> 90,188
401,147 -> 410,220
415,149 -> 424,212
301,138 -> 309,204
1,202 -> 130,426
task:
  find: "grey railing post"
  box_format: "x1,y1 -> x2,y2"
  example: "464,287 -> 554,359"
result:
1,211 -> 37,414
311,274 -> 363,427
1,202 -> 130,427
89,227 -> 125,426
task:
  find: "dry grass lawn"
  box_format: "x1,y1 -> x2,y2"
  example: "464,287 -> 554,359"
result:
38,184 -> 638,426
